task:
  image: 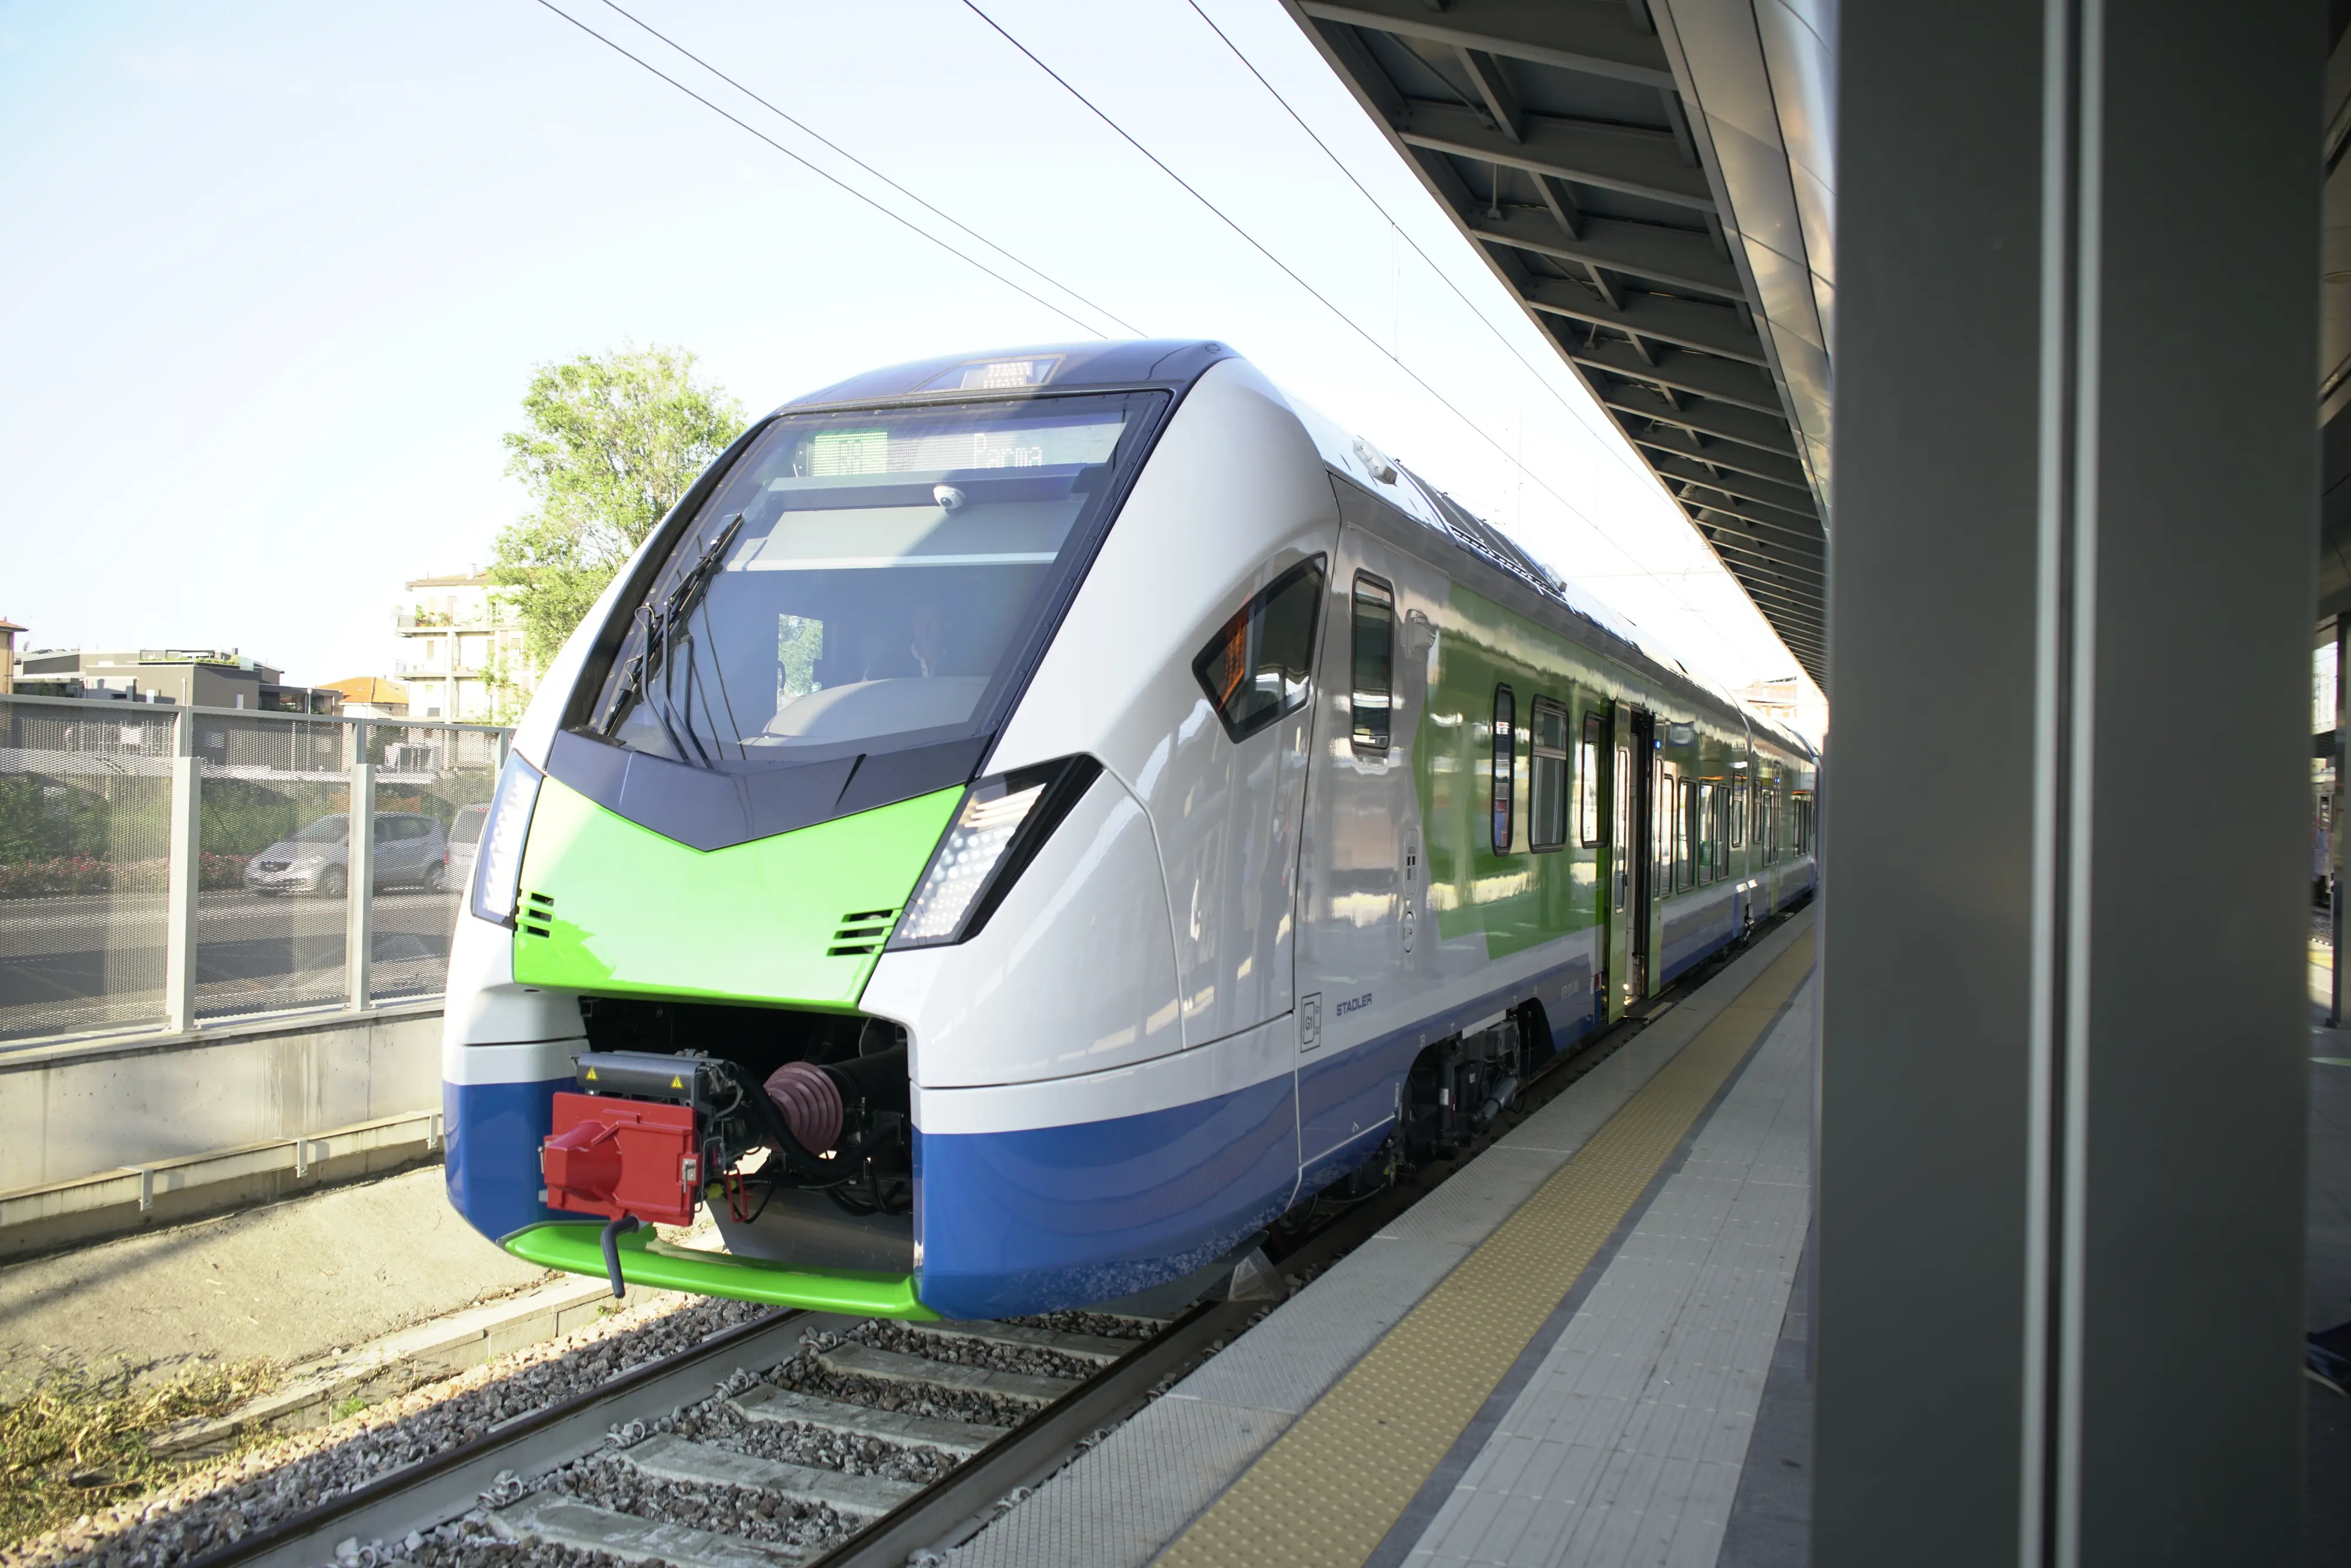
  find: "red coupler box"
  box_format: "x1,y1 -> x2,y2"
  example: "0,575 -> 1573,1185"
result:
541,1091 -> 699,1227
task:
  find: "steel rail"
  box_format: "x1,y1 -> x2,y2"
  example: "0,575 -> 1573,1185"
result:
166,900 -> 1810,1568
177,1307 -> 833,1568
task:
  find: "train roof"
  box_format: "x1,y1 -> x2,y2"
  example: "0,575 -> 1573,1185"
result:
773,342 -> 1814,765
782,340 -> 1237,410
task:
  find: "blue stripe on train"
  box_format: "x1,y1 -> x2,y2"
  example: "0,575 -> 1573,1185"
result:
914,1073 -> 1300,1321
444,1077 -> 563,1244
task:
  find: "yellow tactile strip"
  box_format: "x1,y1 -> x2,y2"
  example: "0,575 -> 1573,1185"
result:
1154,929 -> 1816,1568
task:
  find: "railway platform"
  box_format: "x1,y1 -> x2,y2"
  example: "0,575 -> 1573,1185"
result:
962,907 -> 1818,1568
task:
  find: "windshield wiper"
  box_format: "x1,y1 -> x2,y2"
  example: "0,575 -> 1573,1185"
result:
597,513 -> 743,755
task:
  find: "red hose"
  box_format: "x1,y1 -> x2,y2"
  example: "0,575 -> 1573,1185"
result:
763,1061 -> 843,1154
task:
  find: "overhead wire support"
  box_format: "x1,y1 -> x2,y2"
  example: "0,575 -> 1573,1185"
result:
589,0 -> 1146,339
526,0 -> 1118,340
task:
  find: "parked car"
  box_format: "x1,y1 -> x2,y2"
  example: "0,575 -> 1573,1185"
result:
446,803 -> 489,896
244,812 -> 452,896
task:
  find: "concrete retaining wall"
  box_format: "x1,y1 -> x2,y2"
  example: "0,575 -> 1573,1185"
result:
0,1003 -> 442,1191
0,1005 -> 444,1258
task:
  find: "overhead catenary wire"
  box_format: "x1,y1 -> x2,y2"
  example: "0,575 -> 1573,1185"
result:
956,0 -> 1576,510
958,0 -> 1738,650
525,0 -> 1116,340
588,0 -> 1147,339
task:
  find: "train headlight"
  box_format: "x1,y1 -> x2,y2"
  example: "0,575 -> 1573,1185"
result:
888,755 -> 1101,949
471,752 -> 542,927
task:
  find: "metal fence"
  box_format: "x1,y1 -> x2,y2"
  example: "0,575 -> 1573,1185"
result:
0,693 -> 510,1048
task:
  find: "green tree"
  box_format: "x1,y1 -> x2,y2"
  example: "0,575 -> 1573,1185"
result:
490,344 -> 748,668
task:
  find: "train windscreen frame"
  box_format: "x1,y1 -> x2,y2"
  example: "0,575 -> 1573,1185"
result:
580,391 -> 1167,772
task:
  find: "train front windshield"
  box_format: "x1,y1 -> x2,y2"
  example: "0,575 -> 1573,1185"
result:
588,393 -> 1158,766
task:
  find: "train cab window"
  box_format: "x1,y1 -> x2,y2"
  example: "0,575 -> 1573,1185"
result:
1349,573 -> 1394,753
1491,685 -> 1516,853
1193,557 -> 1327,742
586,392 -> 1159,768
1529,696 -> 1568,850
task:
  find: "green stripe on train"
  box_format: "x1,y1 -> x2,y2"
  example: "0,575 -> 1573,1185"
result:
507,1221 -> 939,1319
511,776 -> 961,1010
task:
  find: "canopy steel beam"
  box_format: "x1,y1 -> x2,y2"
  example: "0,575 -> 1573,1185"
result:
1685,503 -> 1826,554
1455,47 -> 1524,142
1629,431 -> 1810,490
1470,211 -> 1742,299
1680,495 -> 1825,548
1524,280 -> 1766,363
1298,0 -> 1675,90
1645,449 -> 1820,514
1604,386 -> 1799,456
1566,336 -> 1786,414
1700,541 -> 1826,590
1398,102 -> 1714,210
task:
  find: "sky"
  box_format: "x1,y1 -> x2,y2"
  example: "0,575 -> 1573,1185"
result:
0,0 -> 1823,732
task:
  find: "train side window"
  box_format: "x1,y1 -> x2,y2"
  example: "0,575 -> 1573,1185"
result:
1697,782 -> 1714,884
1193,556 -> 1327,742
1612,743 -> 1631,911
1731,777 -> 1746,848
1677,779 -> 1696,890
1656,759 -> 1676,894
1529,696 -> 1568,850
1349,573 -> 1394,754
1491,685 -> 1516,853
1578,712 -> 1603,847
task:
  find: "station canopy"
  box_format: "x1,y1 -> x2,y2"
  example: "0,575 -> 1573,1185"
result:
1285,0 -> 1834,685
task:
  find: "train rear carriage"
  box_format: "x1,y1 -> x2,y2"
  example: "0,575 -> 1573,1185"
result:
440,340 -> 1816,1319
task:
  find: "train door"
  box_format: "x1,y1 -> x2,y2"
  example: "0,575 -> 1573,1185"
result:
1653,737 -> 1679,997
1294,517 -> 1435,1178
1623,707 -> 1655,1003
1161,553 -> 1323,1051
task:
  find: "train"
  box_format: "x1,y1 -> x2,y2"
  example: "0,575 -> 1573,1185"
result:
440,340 -> 1817,1321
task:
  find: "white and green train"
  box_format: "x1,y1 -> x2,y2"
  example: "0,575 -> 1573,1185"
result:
440,341 -> 1817,1321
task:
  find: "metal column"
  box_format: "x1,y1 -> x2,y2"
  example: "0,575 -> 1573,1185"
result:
2335,614 -> 2346,1026
162,707 -> 200,1034
1820,2 -> 2320,1564
345,720 -> 373,1011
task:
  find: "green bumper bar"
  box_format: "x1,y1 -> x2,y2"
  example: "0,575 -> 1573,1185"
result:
504,1222 -> 938,1321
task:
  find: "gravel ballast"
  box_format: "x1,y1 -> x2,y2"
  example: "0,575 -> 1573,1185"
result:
4,1252 -> 1273,1568
0,1293 -> 768,1568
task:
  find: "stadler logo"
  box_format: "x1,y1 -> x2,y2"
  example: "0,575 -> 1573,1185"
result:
1334,993 -> 1373,1018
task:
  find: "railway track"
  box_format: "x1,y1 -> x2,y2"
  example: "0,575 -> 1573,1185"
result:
172,907 -> 1801,1568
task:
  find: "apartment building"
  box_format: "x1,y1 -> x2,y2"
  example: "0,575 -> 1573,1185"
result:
396,571 -> 535,722
11,647 -> 337,710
